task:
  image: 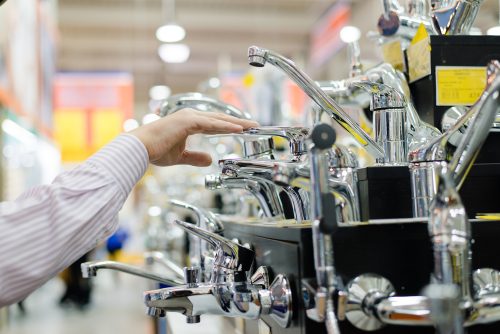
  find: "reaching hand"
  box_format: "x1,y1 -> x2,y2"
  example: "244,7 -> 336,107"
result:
130,109 -> 259,167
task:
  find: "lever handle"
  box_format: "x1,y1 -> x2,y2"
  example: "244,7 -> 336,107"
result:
243,126 -> 309,158
175,220 -> 255,272
170,199 -> 224,234
350,81 -> 406,110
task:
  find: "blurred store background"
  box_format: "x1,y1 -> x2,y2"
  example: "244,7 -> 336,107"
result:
0,0 -> 499,333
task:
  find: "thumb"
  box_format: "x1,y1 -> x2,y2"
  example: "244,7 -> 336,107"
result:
178,150 -> 213,167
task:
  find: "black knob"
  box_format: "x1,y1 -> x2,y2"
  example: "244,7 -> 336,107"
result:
310,123 -> 336,149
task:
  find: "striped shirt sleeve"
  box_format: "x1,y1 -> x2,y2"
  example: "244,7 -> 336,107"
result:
0,134 -> 148,307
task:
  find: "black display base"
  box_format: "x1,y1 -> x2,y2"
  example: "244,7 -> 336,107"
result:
222,218 -> 500,334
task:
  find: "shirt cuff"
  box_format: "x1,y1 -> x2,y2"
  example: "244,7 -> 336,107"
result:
87,134 -> 149,196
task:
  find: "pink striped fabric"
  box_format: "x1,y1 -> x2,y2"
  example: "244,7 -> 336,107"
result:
0,134 -> 148,307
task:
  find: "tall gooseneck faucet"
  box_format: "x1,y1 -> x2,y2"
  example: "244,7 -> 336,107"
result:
248,46 -> 384,160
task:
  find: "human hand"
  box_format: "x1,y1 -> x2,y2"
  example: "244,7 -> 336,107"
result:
130,109 -> 259,167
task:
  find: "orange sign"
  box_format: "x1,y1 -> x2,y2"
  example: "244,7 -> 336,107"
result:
53,73 -> 133,162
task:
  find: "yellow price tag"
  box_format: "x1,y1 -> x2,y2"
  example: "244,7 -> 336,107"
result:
435,66 -> 487,106
381,39 -> 405,72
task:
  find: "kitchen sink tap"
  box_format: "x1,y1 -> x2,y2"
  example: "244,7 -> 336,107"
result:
81,260 -> 182,286
248,45 -> 385,160
409,60 -> 500,217
144,220 -> 293,327
169,199 -> 224,281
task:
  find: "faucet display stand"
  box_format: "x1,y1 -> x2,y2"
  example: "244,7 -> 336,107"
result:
221,218 -> 500,334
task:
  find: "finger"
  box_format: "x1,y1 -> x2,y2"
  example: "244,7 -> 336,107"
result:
178,150 -> 213,167
198,111 -> 260,129
188,118 -> 245,135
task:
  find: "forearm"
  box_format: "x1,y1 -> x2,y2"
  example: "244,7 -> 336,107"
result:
0,134 -> 148,306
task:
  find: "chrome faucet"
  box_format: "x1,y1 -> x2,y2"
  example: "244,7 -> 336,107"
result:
81,260 -> 182,286
144,251 -> 184,279
169,199 -> 224,281
352,82 -> 408,165
341,166 -> 500,331
205,174 -> 286,219
158,92 -> 252,119
248,45 -> 385,160
218,158 -> 309,222
273,145 -> 361,223
144,220 -> 293,327
409,60 -> 500,217
305,123 -> 341,334
319,62 -> 441,152
431,0 -> 484,35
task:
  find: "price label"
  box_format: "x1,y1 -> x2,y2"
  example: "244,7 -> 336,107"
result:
435,66 -> 487,106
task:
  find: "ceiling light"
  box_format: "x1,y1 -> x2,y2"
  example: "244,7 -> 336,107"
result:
208,77 -> 221,89
340,26 -> 361,44
156,23 -> 186,43
149,85 -> 171,100
158,43 -> 190,63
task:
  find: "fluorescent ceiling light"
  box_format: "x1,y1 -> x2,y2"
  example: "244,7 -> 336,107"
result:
149,85 -> 171,100
156,23 -> 186,43
158,43 -> 190,63
487,26 -> 500,35
340,26 -> 361,44
2,119 -> 37,146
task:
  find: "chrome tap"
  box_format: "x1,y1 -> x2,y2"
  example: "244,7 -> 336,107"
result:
431,0 -> 484,36
158,92 -> 252,119
248,45 -> 385,160
423,284 -> 463,334
377,0 -> 435,39
409,60 -> 500,217
218,158 -> 309,222
242,126 -> 309,162
341,165 -> 500,331
273,145 -> 360,223
81,260 -> 182,286
144,251 -> 184,279
352,82 -> 408,165
303,124 -> 342,334
144,220 -> 293,327
319,62 -> 441,152
205,174 -> 285,219
169,199 -> 224,281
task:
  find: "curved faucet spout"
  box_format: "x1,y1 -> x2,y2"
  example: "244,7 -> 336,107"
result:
81,261 -> 182,286
159,92 -> 252,119
248,45 -> 384,159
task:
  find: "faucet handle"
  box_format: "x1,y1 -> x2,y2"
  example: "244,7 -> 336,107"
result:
170,199 -> 224,234
243,126 -> 309,159
349,81 -> 406,110
174,220 -> 255,272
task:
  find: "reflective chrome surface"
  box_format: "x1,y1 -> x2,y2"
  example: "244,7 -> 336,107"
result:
409,60 -> 500,189
409,161 -> 447,217
170,199 -> 224,281
431,0 -> 484,35
423,284 -> 463,334
352,82 -> 408,165
174,220 -> 254,278
307,124 -> 341,334
248,45 -> 385,159
81,261 -> 182,286
345,274 -> 396,331
144,251 -> 184,279
473,268 -> 500,299
205,174 -> 285,219
242,137 -> 275,159
159,92 -> 252,119
243,126 -> 310,161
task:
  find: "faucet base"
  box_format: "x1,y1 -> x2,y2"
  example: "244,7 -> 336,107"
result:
345,274 -> 396,331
